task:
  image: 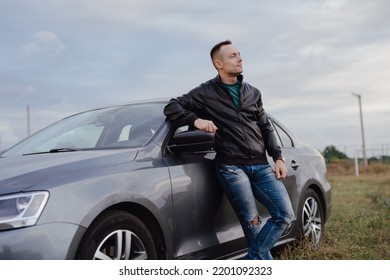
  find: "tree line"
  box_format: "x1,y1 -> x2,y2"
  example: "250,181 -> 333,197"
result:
322,145 -> 390,164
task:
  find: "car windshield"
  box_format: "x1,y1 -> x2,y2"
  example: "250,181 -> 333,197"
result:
2,102 -> 165,156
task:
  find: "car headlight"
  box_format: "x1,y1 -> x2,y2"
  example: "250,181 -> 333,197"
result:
0,191 -> 49,231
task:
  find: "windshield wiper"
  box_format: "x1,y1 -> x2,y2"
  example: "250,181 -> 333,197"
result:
49,147 -> 78,153
22,147 -> 79,156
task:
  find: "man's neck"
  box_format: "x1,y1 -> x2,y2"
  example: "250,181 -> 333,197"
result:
219,73 -> 238,85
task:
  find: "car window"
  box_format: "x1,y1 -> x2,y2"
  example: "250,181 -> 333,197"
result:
118,125 -> 132,141
271,121 -> 294,148
38,124 -> 104,150
90,104 -> 165,148
2,103 -> 165,156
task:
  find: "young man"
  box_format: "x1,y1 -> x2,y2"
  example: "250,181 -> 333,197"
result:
164,40 -> 295,260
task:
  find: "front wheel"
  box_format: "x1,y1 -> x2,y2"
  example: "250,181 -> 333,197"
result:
76,210 -> 157,260
297,188 -> 325,248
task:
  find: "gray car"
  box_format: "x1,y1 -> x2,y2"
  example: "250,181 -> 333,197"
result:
0,100 -> 331,260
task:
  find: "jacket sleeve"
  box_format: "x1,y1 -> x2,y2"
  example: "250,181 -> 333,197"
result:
163,87 -> 205,126
256,96 -> 283,162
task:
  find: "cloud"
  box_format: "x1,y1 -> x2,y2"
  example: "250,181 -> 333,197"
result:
0,123 -> 8,132
22,31 -> 66,56
0,120 -> 20,151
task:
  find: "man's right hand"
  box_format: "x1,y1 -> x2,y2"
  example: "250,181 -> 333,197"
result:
194,118 -> 218,133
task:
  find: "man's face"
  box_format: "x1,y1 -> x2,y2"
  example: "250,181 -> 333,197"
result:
215,44 -> 243,76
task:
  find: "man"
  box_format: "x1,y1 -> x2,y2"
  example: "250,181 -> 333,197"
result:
164,40 -> 295,260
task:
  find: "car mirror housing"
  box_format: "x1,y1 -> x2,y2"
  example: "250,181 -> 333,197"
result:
167,130 -> 214,154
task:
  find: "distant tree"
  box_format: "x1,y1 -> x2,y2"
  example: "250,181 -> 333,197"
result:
381,155 -> 390,164
322,145 -> 349,162
371,156 -> 390,164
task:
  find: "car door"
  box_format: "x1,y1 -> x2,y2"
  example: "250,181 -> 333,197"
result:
163,125 -> 246,259
268,118 -> 300,238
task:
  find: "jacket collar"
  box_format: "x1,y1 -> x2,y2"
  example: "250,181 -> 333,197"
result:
215,74 -> 244,85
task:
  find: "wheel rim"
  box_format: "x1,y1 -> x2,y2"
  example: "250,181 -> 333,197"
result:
302,197 -> 322,245
93,229 -> 148,260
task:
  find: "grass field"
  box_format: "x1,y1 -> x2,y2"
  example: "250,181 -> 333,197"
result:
277,163 -> 390,260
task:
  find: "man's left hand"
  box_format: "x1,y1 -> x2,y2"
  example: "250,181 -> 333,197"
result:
274,160 -> 288,179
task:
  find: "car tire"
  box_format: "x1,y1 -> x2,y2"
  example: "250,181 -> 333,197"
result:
297,188 -> 325,248
76,210 -> 157,260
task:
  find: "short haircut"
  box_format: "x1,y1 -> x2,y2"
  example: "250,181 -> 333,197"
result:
210,40 -> 232,61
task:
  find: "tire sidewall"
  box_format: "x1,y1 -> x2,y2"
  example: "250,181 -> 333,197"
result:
297,188 -> 325,248
76,210 -> 157,260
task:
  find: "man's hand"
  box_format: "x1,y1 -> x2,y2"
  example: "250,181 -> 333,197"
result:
274,159 -> 288,179
194,118 -> 218,133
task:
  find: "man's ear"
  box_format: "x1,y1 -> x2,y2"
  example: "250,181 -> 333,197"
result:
214,59 -> 223,69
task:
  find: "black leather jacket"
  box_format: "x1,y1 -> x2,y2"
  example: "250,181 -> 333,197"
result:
164,75 -> 282,165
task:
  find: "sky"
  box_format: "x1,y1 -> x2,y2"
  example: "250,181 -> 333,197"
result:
0,0 -> 389,158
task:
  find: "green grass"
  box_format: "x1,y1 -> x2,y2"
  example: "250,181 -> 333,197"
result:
277,166 -> 390,259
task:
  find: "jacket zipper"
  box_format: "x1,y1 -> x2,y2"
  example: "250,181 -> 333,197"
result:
219,82 -> 259,158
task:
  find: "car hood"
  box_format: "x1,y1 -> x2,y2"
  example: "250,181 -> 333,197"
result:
0,150 -> 138,195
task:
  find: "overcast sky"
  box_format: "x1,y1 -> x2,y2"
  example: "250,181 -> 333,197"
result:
1,0 -> 389,157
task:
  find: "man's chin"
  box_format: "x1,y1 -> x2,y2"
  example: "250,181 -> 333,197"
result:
227,70 -> 243,77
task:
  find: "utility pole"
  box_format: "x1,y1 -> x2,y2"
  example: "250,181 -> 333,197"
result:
351,93 -> 368,166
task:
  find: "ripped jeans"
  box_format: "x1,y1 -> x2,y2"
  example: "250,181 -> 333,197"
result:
216,164 -> 295,260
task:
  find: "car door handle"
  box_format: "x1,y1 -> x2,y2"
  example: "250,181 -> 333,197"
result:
291,160 -> 300,170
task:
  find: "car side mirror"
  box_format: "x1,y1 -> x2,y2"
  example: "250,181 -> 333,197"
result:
167,130 -> 214,154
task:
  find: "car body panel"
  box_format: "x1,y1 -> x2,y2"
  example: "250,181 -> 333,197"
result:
0,150 -> 138,195
0,223 -> 85,259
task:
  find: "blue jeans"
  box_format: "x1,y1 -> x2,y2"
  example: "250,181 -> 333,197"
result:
216,164 -> 295,260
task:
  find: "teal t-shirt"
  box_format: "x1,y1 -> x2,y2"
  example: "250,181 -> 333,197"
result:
222,81 -> 240,108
